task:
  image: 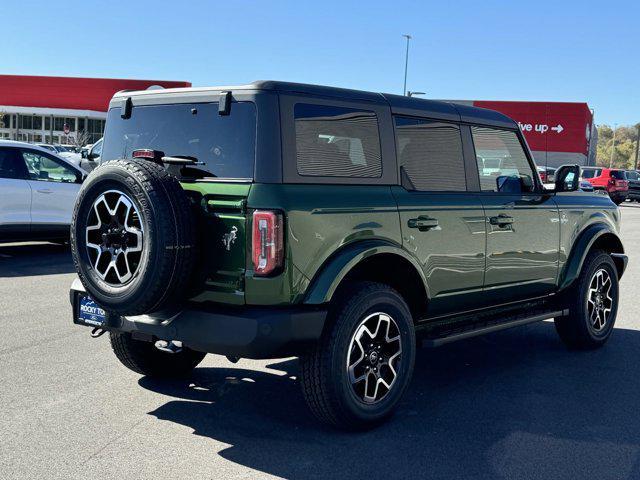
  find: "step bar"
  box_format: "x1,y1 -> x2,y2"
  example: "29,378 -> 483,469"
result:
422,309 -> 568,348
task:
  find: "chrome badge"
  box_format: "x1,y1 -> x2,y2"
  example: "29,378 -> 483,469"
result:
222,226 -> 238,251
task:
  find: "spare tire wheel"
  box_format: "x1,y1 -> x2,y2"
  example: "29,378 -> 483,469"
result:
70,159 -> 196,316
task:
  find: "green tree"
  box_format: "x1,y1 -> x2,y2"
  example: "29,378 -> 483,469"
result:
596,124 -> 640,169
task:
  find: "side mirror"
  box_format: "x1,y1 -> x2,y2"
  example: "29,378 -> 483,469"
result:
88,152 -> 98,161
81,150 -> 87,159
555,164 -> 580,192
496,175 -> 522,193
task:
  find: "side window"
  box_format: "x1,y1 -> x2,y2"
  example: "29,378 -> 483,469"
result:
0,148 -> 28,180
581,168 -> 600,179
394,117 -> 466,191
20,151 -> 78,183
294,104 -> 382,178
471,126 -> 536,193
91,139 -> 103,158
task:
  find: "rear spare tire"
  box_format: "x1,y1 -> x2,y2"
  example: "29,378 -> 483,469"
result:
71,159 -> 196,316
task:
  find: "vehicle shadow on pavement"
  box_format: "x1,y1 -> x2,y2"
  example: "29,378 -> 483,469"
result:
140,322 -> 640,480
0,242 -> 75,277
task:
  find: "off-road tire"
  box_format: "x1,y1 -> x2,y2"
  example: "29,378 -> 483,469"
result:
70,159 -> 196,316
110,332 -> 206,378
555,249 -> 619,349
300,282 -> 416,430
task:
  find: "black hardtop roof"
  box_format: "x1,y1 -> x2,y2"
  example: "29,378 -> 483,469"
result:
112,80 -> 518,129
253,81 -> 517,128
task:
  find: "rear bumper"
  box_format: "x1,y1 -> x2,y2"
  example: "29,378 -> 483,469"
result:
609,191 -> 628,202
70,279 -> 326,359
627,189 -> 640,200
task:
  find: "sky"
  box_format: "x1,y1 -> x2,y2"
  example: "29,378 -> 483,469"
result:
2,0 -> 638,125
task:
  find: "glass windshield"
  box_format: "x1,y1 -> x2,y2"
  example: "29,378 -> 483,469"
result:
101,102 -> 256,179
626,171 -> 639,180
610,170 -> 626,179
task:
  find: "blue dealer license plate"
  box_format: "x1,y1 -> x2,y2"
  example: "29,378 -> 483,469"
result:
77,295 -> 107,327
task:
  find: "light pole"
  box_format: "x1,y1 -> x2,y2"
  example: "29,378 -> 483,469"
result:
634,123 -> 640,170
610,123 -> 617,168
402,34 -> 412,96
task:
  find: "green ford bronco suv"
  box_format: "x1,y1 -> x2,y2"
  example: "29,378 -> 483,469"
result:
69,81 -> 627,430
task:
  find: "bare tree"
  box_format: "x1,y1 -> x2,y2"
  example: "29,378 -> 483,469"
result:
73,129 -> 91,147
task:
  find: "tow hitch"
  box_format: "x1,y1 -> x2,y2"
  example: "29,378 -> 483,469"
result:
90,327 -> 106,338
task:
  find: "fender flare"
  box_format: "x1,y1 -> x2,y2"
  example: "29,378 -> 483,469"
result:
558,222 -> 625,291
303,239 -> 429,305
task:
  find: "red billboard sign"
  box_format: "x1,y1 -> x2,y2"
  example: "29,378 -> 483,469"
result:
473,100 -> 593,156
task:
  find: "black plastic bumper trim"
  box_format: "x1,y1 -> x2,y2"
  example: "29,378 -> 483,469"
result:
70,281 -> 326,359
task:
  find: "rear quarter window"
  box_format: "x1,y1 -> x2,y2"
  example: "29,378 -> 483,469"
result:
294,104 -> 382,178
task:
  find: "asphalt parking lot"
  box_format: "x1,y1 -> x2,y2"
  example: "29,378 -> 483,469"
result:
1,205 -> 640,480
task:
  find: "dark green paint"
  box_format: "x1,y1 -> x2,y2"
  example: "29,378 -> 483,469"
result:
177,180 -> 623,320
181,181 -> 251,305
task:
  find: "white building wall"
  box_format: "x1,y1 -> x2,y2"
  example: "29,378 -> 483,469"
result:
0,105 -> 107,145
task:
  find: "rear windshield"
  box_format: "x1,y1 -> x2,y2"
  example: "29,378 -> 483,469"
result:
626,171 -> 639,180
101,102 -> 256,179
610,170 -> 626,179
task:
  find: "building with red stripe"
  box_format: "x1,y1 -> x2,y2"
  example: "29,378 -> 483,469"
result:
0,75 -> 190,145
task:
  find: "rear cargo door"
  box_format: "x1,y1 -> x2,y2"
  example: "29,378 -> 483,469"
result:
99,99 -> 259,305
182,182 -> 251,305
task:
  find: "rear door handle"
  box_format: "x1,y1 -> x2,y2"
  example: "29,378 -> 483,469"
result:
489,214 -> 514,227
408,216 -> 439,231
36,189 -> 53,194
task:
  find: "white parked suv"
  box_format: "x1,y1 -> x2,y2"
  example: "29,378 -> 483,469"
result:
36,143 -> 83,167
0,141 -> 86,243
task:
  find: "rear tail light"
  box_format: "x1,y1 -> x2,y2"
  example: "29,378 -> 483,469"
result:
132,149 -> 164,162
252,210 -> 284,276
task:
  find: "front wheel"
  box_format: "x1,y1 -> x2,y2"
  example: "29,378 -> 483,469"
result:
555,250 -> 619,349
300,282 -> 416,430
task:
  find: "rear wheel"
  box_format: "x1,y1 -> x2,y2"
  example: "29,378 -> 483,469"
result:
110,332 -> 206,378
555,250 -> 619,349
300,282 -> 416,430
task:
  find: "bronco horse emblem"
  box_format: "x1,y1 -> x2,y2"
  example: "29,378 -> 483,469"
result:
222,226 -> 238,251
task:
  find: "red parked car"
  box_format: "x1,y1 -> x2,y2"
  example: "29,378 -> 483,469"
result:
580,167 -> 629,204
